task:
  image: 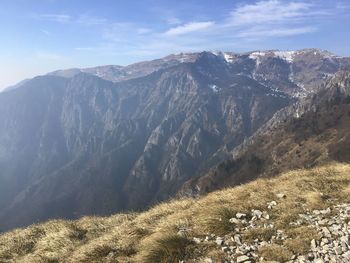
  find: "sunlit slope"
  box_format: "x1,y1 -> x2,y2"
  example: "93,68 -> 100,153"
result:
1,163 -> 350,262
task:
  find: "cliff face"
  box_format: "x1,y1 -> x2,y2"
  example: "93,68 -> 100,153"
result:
0,50 -> 348,231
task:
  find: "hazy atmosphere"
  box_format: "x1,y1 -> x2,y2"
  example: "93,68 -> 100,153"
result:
1,0 -> 350,90
1,1 -> 350,262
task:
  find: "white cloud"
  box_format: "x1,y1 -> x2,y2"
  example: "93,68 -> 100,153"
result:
229,0 -> 311,26
38,14 -> 71,23
164,21 -> 214,36
238,26 -> 316,38
25,0 -> 344,68
77,15 -> 107,26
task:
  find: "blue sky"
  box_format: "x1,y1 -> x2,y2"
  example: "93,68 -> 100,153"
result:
1,0 -> 350,90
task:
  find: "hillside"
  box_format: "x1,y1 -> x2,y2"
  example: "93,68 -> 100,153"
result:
181,70 -> 350,196
0,163 -> 349,262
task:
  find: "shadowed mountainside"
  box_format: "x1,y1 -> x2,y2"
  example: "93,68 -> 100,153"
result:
181,70 -> 350,196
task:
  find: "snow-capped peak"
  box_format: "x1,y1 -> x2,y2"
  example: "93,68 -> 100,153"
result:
249,50 -> 295,63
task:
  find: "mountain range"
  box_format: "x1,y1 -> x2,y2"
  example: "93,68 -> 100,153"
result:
1,48 -> 350,231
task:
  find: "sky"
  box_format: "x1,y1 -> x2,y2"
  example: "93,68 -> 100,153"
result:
0,0 -> 350,90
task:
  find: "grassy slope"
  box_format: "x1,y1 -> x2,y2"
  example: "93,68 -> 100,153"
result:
1,163 -> 350,263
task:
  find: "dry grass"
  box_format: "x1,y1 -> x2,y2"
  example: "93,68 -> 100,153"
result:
1,162 -> 350,262
284,226 -> 320,255
137,232 -> 191,263
259,244 -> 293,262
243,228 -> 276,244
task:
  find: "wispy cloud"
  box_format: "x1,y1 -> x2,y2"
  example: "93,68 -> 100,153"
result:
36,13 -> 108,26
41,29 -> 51,36
77,15 -> 107,26
164,21 -> 214,36
228,0 -> 312,26
238,26 -> 316,38
84,1 -> 341,60
38,14 -> 71,23
32,0 -> 346,64
223,0 -> 331,39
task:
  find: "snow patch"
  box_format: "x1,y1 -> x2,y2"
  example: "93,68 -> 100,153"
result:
273,51 -> 295,63
249,52 -> 266,66
223,53 -> 234,63
249,50 -> 296,64
177,54 -> 190,63
249,52 -> 266,60
209,84 -> 220,93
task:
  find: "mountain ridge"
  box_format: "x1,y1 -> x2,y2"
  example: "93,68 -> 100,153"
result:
0,49 -> 350,231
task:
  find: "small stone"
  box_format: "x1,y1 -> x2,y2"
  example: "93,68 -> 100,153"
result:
311,239 -> 317,250
229,218 -> 241,224
229,246 -> 236,251
334,246 -> 343,255
321,227 -> 331,238
307,253 -> 315,261
216,237 -> 224,246
267,201 -> 277,209
234,234 -> 242,245
236,213 -> 247,219
340,235 -> 349,243
221,246 -> 229,252
236,255 -> 250,263
193,237 -> 201,244
262,211 -> 270,220
321,238 -> 329,245
276,193 -> 286,199
252,210 -> 263,219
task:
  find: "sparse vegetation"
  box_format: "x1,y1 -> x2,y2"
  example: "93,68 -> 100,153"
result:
243,227 -> 276,244
138,233 -> 191,263
285,226 -> 320,254
259,244 -> 293,262
1,163 -> 350,262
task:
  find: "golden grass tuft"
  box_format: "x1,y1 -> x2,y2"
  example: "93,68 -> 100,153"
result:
259,244 -> 293,262
284,226 -> 320,255
137,232 -> 192,263
1,163 -> 350,262
198,206 -> 238,235
243,227 -> 276,244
